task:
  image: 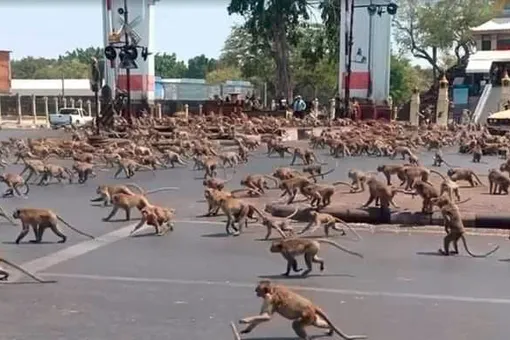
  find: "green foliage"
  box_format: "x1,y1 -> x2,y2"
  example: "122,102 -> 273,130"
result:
394,0 -> 495,71
154,53 -> 187,78
186,54 -> 217,79
389,54 -> 432,106
205,66 -> 242,84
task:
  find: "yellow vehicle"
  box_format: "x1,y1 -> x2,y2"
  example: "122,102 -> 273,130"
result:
487,109 -> 510,135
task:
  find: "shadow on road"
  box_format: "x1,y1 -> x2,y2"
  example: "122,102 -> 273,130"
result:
258,273 -> 355,280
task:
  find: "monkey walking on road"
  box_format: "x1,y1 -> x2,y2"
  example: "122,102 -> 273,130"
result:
237,280 -> 367,340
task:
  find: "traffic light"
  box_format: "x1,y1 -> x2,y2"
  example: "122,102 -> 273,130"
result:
119,45 -> 138,69
387,3 -> 398,15
104,46 -> 117,61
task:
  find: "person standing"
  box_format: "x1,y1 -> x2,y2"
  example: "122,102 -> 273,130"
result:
293,95 -> 306,119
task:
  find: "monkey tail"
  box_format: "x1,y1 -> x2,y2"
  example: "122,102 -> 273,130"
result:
56,216 -> 96,239
429,169 -> 446,181
263,175 -> 280,188
334,218 -> 363,241
460,235 -> 499,258
472,173 -> 485,186
145,187 -> 180,195
332,181 -> 352,188
315,309 -> 367,340
316,239 -> 364,258
230,321 -> 241,340
310,167 -> 335,179
124,183 -> 146,195
21,182 -> 29,196
0,258 -> 56,284
284,207 -> 299,220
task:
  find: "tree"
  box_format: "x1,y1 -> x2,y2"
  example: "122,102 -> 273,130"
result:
227,0 -> 312,100
205,66 -> 242,84
219,25 -> 275,91
185,54 -> 217,78
59,47 -> 103,63
394,0 -> 495,79
389,54 -> 432,106
154,53 -> 188,78
318,0 -> 340,63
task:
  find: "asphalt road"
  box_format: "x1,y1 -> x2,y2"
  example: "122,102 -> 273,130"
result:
1,129 -> 510,340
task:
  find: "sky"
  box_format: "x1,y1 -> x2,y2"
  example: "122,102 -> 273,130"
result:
0,0 -> 426,67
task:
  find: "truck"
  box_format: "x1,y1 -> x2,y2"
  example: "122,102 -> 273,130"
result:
49,108 -> 94,128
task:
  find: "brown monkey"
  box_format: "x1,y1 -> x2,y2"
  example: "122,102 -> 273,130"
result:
218,196 -> 255,236
298,211 -> 362,240
0,255 -> 56,283
130,205 -> 175,236
0,173 -> 29,197
291,147 -> 321,165
389,145 -> 413,160
251,206 -> 298,240
203,188 -> 234,217
12,208 -> 95,244
471,144 -> 483,163
405,180 -> 439,213
447,168 -> 484,187
278,176 -> 315,204
114,159 -> 153,179
269,144 -> 294,158
272,167 -> 303,181
202,157 -> 220,179
162,150 -> 187,168
401,166 -> 442,190
72,162 -> 98,184
38,164 -> 73,185
430,196 -> 500,257
431,171 -> 463,202
347,169 -> 375,193
300,181 -> 352,208
203,171 -> 234,190
362,177 -> 401,209
240,174 -> 278,195
19,159 -> 46,183
238,280 -> 367,339
488,168 -> 510,195
376,164 -> 408,186
408,152 -> 420,166
91,183 -> 145,206
432,150 -> 454,167
302,164 -> 327,183
270,238 -> 363,277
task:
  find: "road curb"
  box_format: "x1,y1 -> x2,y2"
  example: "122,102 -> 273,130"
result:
265,204 -> 510,230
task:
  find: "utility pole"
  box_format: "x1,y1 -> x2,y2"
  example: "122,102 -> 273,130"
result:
122,0 -> 133,126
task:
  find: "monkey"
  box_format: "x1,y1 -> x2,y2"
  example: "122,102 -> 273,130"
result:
238,280 -> 367,339
471,144 -> 484,163
217,196 -> 255,236
19,159 -> 47,184
270,238 -> 363,277
362,176 -> 402,209
347,169 -> 376,193
90,183 -> 163,206
102,188 -> 179,221
219,151 -> 242,168
0,173 -> 29,197
291,147 -> 322,166
376,164 -> 409,186
203,171 -> 234,191
488,168 -> 510,195
202,157 -> 220,179
298,211 -> 362,240
429,170 -> 463,202
447,168 -> 484,187
0,256 -> 56,283
432,149 -> 456,167
401,166 -> 443,190
240,174 -> 279,196
404,180 -> 440,213
408,152 -> 420,166
114,159 -> 153,179
499,146 -> 509,159
269,144 -> 294,158
130,205 -> 175,236
300,181 -> 352,208
278,176 -> 315,204
272,167 -> 303,181
251,205 -> 298,240
302,164 -> 325,183
430,195 -> 500,257
38,164 -> 73,185
12,208 -> 95,244
72,162 -> 98,184
138,155 -> 167,170
162,150 -> 187,168
389,145 -> 413,160
203,188 -> 233,217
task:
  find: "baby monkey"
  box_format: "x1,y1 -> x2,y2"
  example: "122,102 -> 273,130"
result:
238,280 -> 367,339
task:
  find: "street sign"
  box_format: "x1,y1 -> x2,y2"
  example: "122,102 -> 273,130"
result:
117,15 -> 142,45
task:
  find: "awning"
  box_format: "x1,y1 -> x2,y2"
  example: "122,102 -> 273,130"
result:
466,59 -> 493,74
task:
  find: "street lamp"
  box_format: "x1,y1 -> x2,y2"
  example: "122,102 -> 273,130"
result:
103,0 -> 150,127
342,1 -> 397,118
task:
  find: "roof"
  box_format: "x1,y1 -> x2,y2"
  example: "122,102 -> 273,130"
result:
472,17 -> 510,32
10,79 -> 92,96
466,50 -> 510,73
489,109 -> 510,119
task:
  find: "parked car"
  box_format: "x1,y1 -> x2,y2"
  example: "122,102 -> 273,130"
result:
49,108 -> 94,128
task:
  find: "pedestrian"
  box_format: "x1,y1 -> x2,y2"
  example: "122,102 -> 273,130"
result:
293,95 -> 306,119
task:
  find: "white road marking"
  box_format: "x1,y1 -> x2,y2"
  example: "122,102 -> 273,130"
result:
39,272 -> 510,305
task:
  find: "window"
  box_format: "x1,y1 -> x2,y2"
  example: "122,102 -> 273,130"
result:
498,34 -> 510,50
482,35 -> 492,51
